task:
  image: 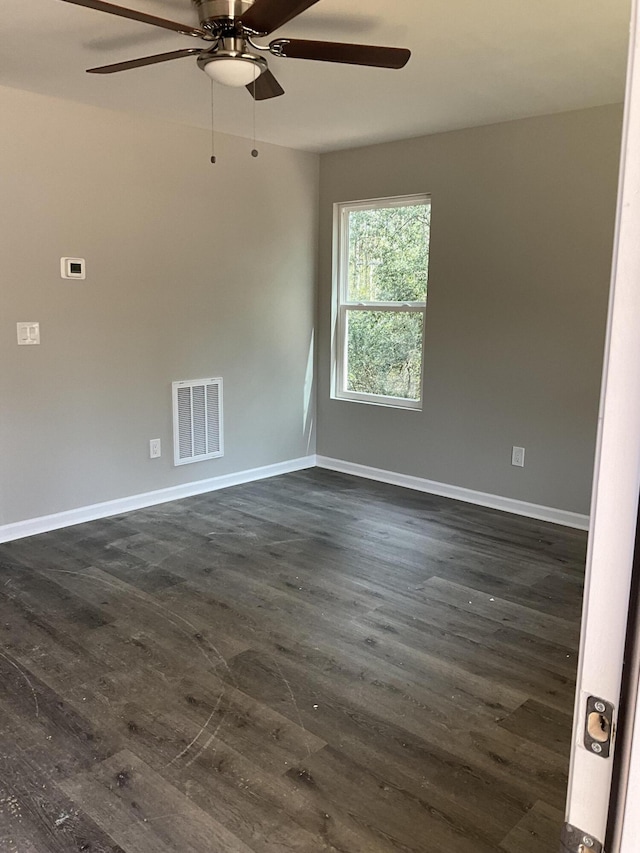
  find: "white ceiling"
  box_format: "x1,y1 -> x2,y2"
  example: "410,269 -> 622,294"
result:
1,0 -> 632,152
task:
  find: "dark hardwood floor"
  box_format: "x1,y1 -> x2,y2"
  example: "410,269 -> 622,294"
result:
0,468 -> 586,852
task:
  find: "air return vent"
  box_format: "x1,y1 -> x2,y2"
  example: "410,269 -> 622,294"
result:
172,377 -> 223,466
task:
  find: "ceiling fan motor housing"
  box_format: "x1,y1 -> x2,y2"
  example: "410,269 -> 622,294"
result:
192,0 -> 254,30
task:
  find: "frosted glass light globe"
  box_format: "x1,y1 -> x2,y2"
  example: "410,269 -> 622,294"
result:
203,57 -> 261,87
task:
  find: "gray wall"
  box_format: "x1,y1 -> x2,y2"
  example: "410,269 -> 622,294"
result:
317,106 -> 623,515
0,85 -> 319,526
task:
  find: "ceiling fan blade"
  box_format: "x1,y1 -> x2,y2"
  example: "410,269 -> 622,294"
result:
58,0 -> 209,38
246,69 -> 285,100
87,48 -> 202,73
240,0 -> 320,35
271,39 -> 411,68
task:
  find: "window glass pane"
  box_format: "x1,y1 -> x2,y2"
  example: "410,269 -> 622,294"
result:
346,310 -> 423,400
347,203 -> 430,303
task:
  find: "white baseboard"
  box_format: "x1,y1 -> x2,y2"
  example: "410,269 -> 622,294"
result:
0,455 -> 316,544
0,453 -> 589,543
315,456 -> 590,530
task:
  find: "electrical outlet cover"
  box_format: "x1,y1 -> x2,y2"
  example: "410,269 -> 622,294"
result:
512,446 -> 525,467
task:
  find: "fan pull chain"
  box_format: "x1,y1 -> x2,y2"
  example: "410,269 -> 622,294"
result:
210,79 -> 217,164
251,76 -> 259,158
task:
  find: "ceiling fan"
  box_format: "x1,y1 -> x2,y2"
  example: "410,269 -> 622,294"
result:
58,0 -> 411,100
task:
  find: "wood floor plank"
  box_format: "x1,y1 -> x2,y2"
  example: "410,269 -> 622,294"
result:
30,565 -> 250,672
60,749 -> 255,853
0,652 -> 115,776
498,698 -> 574,754
355,603 -> 575,712
375,600 -> 578,679
0,560 -> 110,631
0,593 -> 112,689
0,747 -> 125,852
499,799 -> 565,852
420,576 -> 581,647
70,664 -> 327,774
168,746 -> 375,853
284,743 -> 500,853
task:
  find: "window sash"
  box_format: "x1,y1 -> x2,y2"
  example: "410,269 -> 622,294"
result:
336,305 -> 425,409
338,195 -> 429,307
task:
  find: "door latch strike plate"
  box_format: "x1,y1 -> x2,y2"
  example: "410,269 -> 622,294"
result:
560,822 -> 603,853
584,695 -> 614,758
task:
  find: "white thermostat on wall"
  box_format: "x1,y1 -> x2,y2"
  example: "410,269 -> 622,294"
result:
60,257 -> 86,279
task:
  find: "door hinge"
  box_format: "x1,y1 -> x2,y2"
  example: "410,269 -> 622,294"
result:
561,823 -> 603,853
584,695 -> 614,758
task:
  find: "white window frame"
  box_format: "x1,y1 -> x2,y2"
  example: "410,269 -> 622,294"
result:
331,194 -> 430,411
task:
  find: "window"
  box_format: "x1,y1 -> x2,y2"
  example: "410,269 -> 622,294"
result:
332,194 -> 431,409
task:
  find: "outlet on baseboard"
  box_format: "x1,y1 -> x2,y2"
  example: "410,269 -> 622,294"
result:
149,439 -> 161,459
511,446 -> 525,467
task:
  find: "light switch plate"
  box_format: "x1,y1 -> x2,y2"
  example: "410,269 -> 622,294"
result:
17,322 -> 40,345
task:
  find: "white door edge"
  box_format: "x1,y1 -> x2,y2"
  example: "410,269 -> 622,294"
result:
564,0 -> 640,845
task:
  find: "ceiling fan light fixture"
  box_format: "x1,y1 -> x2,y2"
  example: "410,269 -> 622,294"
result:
63,0 -> 411,102
201,55 -> 265,87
